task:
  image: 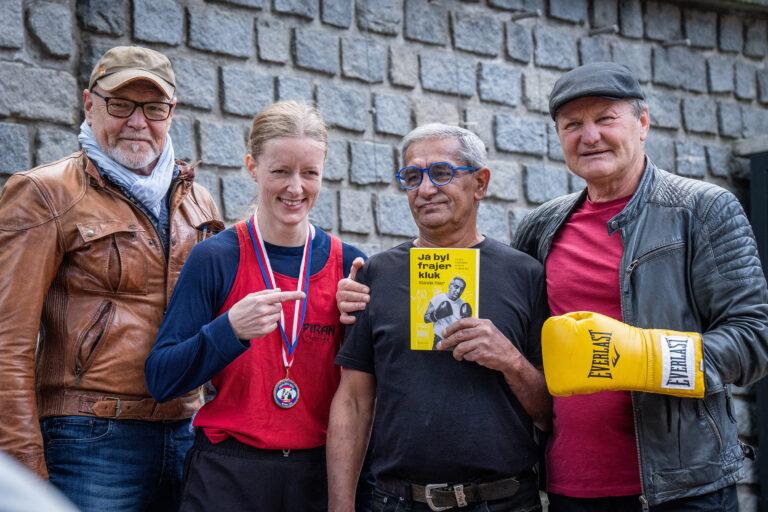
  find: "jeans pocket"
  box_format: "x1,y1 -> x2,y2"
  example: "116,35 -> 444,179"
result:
371,489 -> 405,512
41,416 -> 113,444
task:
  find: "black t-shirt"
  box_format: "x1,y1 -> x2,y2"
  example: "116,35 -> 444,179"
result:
336,237 -> 548,484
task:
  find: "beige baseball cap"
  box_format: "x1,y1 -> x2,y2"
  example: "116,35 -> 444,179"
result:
89,46 -> 176,99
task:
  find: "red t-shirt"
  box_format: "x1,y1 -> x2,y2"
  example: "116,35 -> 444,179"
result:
192,221 -> 344,450
545,195 -> 641,497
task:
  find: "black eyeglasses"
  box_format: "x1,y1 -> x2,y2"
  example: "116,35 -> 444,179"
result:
90,90 -> 174,121
395,162 -> 479,190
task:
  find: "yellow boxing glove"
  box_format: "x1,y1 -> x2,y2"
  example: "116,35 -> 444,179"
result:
542,311 -> 704,398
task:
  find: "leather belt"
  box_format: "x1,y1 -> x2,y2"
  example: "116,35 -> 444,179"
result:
47,390 -> 200,420
378,474 -> 531,511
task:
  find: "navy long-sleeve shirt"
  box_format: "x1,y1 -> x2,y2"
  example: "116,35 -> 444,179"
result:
145,226 -> 366,402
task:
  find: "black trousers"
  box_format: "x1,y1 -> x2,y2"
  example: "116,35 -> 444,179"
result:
180,431 -> 327,512
548,484 -> 738,512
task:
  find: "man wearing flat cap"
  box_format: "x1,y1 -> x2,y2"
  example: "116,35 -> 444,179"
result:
512,62 -> 768,510
0,45 -> 222,511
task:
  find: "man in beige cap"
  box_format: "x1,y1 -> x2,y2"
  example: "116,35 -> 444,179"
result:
0,45 -> 222,512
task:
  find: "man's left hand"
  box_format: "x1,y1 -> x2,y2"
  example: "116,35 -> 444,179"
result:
438,318 -> 520,372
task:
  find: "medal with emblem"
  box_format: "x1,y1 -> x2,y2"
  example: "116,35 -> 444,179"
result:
248,214 -> 313,410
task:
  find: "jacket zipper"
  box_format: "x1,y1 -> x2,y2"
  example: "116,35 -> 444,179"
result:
624,242 -> 686,283
631,395 -> 649,511
74,300 -> 115,386
700,397 -> 724,451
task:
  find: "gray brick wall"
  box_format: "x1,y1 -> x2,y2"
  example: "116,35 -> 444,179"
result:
1,2 -> 766,507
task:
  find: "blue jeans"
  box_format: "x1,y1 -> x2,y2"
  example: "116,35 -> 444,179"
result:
41,416 -> 194,512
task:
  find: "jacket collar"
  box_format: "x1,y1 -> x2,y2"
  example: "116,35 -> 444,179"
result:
607,156 -> 657,236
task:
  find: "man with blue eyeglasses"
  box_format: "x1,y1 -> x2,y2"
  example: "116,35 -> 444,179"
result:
327,123 -> 551,512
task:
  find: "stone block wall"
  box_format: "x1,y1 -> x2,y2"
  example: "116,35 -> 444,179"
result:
0,0 -> 767,508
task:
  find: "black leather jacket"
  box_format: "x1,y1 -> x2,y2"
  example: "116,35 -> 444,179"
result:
513,159 -> 768,506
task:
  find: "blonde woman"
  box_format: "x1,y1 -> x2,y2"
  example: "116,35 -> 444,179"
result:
146,102 -> 365,511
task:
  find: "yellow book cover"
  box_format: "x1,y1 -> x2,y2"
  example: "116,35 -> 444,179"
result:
409,248 -> 479,350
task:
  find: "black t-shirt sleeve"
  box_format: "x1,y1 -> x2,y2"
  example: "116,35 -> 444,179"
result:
524,266 -> 549,368
335,260 -> 375,374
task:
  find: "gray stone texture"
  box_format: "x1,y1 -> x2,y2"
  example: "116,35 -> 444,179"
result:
592,0 -> 618,27
416,98 -> 460,126
453,13 -> 501,57
342,36 -> 386,83
274,0 -> 318,19
217,0 -> 263,6
645,91 -> 680,130
192,171 -> 219,208
0,0 -> 23,48
36,127 -> 78,165
374,93 -> 412,136
277,76 -> 313,102
295,28 -> 339,75
488,0 -> 542,10
350,141 -> 394,185
534,26 -> 578,71
759,69 -> 768,105
580,37 -> 612,64
257,20 -> 290,63
77,0 -> 126,36
523,69 -> 560,115
222,174 -> 256,221
548,0 -> 587,24
79,35 -> 115,84
611,41 -> 651,83
644,1 -> 681,42
133,0 -> 183,45
375,192 -> 418,237
548,124 -> 565,162
310,190 -> 335,231
653,47 -> 706,93
495,115 -> 547,156
322,0 -> 352,28
0,63 -> 76,124
707,56 -> 734,94
172,57 -> 217,110
619,0 -> 643,39
464,106 -> 494,150
478,63 -> 521,107
569,173 -> 587,192
324,140 -> 348,182
706,145 -> 733,179
199,121 -> 246,168
316,84 -> 368,132
356,0 -> 401,36
488,161 -> 520,201
404,0 -> 449,46
505,22 -> 532,64
742,106 -> 768,139
340,190 -> 373,233
682,96 -> 717,135
29,2 -> 74,58
509,207 -> 533,237
745,19 -> 767,58
188,5 -> 254,58
419,51 -> 476,97
684,9 -> 716,49
0,123 -> 30,174
222,67 -> 274,117
168,116 -> 195,162
478,202 -> 510,244
719,15 -> 743,53
645,134 -> 676,172
718,102 -> 743,139
735,62 -> 757,101
524,164 -> 568,204
675,141 -> 706,178
389,45 -> 418,88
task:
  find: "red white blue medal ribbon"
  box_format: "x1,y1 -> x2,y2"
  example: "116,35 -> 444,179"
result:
246,214 -> 314,370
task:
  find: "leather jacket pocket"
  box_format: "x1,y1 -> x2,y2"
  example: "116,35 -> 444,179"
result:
196,219 -> 224,243
75,221 -> 148,294
74,300 -> 116,385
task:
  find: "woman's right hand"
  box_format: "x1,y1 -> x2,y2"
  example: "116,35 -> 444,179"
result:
336,258 -> 370,325
228,288 -> 306,340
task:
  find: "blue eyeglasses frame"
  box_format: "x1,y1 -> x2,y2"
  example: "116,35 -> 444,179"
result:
395,162 -> 479,190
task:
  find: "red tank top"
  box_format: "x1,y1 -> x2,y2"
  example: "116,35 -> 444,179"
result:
192,222 -> 344,450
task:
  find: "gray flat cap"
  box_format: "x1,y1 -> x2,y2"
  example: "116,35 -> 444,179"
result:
548,62 -> 644,120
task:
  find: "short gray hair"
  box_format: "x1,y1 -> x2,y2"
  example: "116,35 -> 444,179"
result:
628,98 -> 647,120
400,123 -> 487,168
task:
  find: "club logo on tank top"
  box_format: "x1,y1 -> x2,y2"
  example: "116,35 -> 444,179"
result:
301,323 -> 337,344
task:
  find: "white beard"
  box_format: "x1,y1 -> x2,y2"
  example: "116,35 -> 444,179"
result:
106,142 -> 160,171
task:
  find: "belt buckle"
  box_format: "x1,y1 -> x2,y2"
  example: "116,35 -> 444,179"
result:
424,483 -> 452,512
104,396 -> 122,418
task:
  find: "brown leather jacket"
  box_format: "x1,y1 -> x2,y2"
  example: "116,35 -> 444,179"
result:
0,152 -> 223,478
